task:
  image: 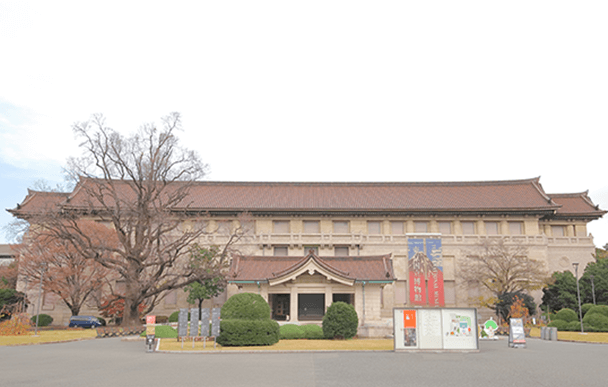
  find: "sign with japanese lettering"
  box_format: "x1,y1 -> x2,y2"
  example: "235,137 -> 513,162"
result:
408,237 -> 445,306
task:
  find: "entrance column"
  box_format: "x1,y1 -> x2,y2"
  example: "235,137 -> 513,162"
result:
325,287 -> 332,312
290,286 -> 298,323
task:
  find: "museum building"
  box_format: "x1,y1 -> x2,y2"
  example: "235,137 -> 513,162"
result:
9,177 -> 605,336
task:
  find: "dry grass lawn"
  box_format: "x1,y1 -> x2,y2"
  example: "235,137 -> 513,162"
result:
159,338 -> 394,352
529,327 -> 608,344
0,329 -> 97,346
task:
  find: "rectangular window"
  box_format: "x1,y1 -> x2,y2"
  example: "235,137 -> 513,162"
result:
485,221 -> 499,235
273,220 -> 290,233
335,246 -> 349,256
274,246 -> 288,256
298,294 -> 325,320
438,221 -> 452,234
303,221 -> 320,233
552,225 -> 565,237
333,221 -> 349,233
414,221 -> 428,233
461,222 -> 475,234
509,222 -> 523,235
391,221 -> 404,234
368,221 -> 381,234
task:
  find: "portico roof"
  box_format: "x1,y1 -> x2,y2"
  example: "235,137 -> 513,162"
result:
228,252 -> 395,286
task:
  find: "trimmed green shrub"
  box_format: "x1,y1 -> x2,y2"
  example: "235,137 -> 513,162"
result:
581,303 -> 595,317
564,321 -> 594,332
553,308 -> 578,323
221,293 -> 271,320
301,324 -> 324,339
584,305 -> 608,319
280,324 -> 305,340
547,319 -> 569,331
217,319 -> 280,346
583,313 -> 608,331
31,314 -> 53,327
322,302 -> 358,339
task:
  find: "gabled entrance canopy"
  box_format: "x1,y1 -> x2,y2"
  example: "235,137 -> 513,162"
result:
228,251 -> 395,285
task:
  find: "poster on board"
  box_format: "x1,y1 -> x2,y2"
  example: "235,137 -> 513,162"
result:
408,237 -> 445,306
442,309 -> 478,350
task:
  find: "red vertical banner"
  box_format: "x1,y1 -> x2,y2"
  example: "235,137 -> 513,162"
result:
408,239 -> 427,305
426,239 -> 445,307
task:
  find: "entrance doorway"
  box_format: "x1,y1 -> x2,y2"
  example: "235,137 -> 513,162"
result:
270,294 -> 290,321
298,294 -> 325,320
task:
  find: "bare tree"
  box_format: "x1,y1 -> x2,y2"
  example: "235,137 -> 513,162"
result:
16,222 -> 116,316
458,239 -> 549,315
13,113 -> 249,325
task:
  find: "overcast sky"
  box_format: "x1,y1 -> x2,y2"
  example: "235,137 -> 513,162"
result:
1,1 -> 607,247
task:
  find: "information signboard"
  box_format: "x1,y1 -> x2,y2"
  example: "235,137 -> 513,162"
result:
393,308 -> 478,352
200,308 -> 210,337
189,308 -> 200,337
177,308 -> 188,337
211,307 -> 221,337
509,318 -> 526,348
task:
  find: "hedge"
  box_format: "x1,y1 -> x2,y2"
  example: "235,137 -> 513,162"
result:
584,305 -> 608,319
301,324 -> 324,339
280,324 -> 305,340
553,308 -> 578,323
217,319 -> 280,346
31,314 -> 53,327
582,313 -> 608,331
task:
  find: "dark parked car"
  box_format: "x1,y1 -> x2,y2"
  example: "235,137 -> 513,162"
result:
69,316 -> 103,328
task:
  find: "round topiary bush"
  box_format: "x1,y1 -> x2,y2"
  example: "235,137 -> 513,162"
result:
280,324 -> 305,340
31,314 -> 53,327
168,311 -> 190,323
581,303 -> 595,317
547,319 -> 569,331
322,302 -> 358,339
584,305 -> 608,319
301,324 -> 324,339
583,313 -> 608,332
553,308 -> 578,323
221,293 -> 271,320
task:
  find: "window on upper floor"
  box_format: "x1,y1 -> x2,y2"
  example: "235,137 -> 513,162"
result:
391,221 -> 404,234
335,246 -> 349,256
509,222 -> 523,235
438,221 -> 452,234
485,221 -> 499,235
333,221 -> 349,233
303,221 -> 320,233
274,246 -> 289,256
461,221 -> 475,235
273,220 -> 290,233
368,221 -> 381,234
551,225 -> 565,237
414,221 -> 428,233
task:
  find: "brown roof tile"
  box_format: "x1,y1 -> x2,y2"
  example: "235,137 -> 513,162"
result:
550,192 -> 607,217
229,253 -> 395,282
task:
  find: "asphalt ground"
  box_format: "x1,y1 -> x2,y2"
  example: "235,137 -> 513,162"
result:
1,338 -> 607,387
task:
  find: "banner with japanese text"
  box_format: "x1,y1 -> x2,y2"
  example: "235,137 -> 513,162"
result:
408,237 -> 445,306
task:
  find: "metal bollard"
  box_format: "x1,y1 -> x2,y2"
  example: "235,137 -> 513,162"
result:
550,327 -> 558,341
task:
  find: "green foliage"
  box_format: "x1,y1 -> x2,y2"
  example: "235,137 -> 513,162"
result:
322,302 -> 358,339
496,292 -> 536,321
542,271 -> 578,312
580,257 -> 608,304
581,303 -> 595,317
31,314 -> 53,327
547,319 -> 569,331
301,324 -> 324,339
553,308 -> 578,323
0,289 -> 25,309
139,325 -> 178,338
217,319 -> 280,346
220,293 -> 271,320
184,278 -> 224,306
280,324 -> 305,340
582,313 -> 608,331
584,305 -> 608,318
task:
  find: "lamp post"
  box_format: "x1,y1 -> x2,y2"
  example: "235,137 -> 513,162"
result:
590,274 -> 596,305
572,263 -> 584,334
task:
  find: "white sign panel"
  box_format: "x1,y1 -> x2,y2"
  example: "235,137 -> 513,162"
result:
442,309 -> 478,350
418,309 -> 443,349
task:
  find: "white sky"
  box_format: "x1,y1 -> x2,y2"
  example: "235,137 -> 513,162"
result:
1,1 -> 607,247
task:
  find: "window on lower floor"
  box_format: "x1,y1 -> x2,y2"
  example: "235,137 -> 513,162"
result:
298,294 -> 325,320
270,294 -> 290,321
333,293 -> 353,305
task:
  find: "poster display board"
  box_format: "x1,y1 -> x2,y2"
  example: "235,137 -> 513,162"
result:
177,308 -> 189,337
394,308 -> 479,352
508,318 -> 526,348
211,307 -> 221,337
189,308 -> 200,337
200,308 -> 210,337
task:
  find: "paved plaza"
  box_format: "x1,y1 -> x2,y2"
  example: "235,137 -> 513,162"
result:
1,338 -> 607,387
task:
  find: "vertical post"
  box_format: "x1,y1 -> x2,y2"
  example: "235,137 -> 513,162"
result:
590,275 -> 596,305
361,281 -> 366,327
572,263 -> 584,334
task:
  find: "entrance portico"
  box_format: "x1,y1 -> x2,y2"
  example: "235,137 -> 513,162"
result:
227,251 -> 395,330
